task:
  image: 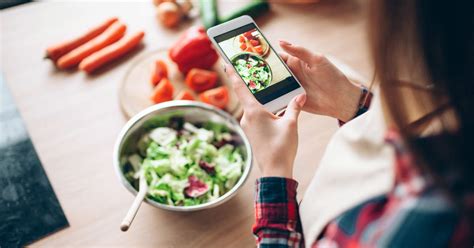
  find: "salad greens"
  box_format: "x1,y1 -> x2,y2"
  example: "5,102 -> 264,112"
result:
233,54 -> 271,93
123,116 -> 246,207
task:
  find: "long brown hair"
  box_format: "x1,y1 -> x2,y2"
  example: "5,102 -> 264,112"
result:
369,0 -> 474,226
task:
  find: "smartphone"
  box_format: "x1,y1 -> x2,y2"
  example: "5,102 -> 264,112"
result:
207,15 -> 305,113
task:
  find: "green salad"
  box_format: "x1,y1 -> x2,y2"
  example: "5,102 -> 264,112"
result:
233,54 -> 271,93
123,116 -> 245,207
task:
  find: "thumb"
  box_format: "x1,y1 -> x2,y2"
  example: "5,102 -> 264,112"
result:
283,94 -> 306,122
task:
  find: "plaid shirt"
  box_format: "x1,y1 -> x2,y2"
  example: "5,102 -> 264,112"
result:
253,88 -> 472,247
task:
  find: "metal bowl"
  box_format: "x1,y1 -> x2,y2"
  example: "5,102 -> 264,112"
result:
113,101 -> 253,211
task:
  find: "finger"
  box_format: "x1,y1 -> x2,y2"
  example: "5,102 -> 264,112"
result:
224,64 -> 261,110
283,94 -> 306,122
279,40 -> 315,65
279,52 -> 289,63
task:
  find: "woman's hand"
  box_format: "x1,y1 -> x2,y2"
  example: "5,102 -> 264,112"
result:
279,40 -> 362,122
225,64 -> 306,178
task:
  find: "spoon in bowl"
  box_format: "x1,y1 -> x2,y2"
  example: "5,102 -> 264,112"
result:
120,171 -> 148,231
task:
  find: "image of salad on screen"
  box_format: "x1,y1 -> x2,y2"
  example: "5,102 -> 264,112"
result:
121,116 -> 246,207
232,53 -> 271,93
219,28 -> 292,94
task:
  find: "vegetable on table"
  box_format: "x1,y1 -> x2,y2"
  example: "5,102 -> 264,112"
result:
156,1 -> 182,28
79,31 -> 145,73
151,78 -> 175,103
45,17 -> 118,61
199,86 -> 229,109
155,0 -> 193,28
175,90 -> 194,100
150,60 -> 169,87
185,68 -> 218,92
219,0 -> 270,24
56,22 -> 127,70
169,26 -> 219,74
199,0 -> 219,29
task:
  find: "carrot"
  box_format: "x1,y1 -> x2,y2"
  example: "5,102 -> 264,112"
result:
45,17 -> 118,61
56,22 -> 127,69
79,31 -> 145,73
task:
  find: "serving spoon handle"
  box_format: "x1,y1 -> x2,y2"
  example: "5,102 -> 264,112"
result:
120,172 -> 148,232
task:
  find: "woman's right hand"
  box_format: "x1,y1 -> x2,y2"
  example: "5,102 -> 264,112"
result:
279,40 -> 363,122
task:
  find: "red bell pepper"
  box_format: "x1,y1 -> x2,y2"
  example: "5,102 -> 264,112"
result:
169,26 -> 219,74
178,51 -> 218,76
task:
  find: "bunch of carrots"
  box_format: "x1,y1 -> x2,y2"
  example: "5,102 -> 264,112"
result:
45,17 -> 145,73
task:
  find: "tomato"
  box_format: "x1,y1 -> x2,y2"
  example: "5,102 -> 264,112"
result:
150,78 -> 174,103
239,35 -> 245,43
150,60 -> 168,87
243,31 -> 253,39
254,45 -> 263,54
249,39 -> 260,46
240,43 -> 247,50
185,68 -> 218,92
249,80 -> 257,90
199,86 -> 229,109
175,90 -> 194,100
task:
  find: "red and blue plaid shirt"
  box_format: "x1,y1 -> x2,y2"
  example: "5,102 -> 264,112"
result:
253,88 -> 472,247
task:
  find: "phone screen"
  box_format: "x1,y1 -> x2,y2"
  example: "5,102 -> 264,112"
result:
214,23 -> 300,104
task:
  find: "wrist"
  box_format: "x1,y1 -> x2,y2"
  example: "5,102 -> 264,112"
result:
260,164 -> 293,178
336,84 -> 364,122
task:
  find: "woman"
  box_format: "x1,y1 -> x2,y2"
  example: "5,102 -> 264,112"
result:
225,0 -> 473,247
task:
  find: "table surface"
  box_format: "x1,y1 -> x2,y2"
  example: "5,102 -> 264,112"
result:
0,1 -> 371,247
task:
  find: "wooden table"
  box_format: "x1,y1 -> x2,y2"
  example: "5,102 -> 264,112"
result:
0,1 -> 371,247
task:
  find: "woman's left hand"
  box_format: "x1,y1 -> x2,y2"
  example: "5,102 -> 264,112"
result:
225,64 -> 306,179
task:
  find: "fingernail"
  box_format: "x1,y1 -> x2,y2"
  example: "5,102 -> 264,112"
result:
296,94 -> 306,107
279,40 -> 291,46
